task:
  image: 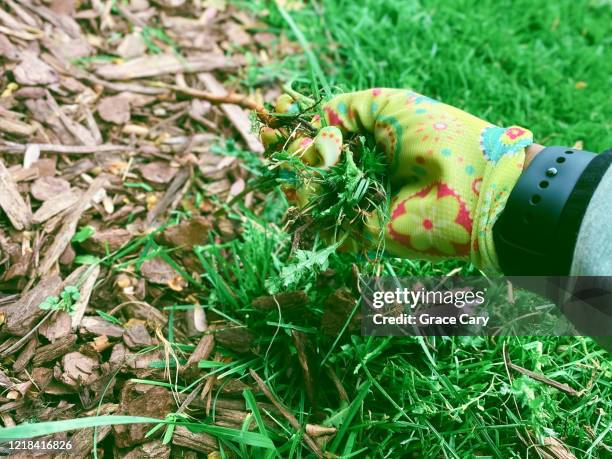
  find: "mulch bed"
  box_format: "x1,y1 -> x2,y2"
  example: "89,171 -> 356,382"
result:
0,1 -> 331,457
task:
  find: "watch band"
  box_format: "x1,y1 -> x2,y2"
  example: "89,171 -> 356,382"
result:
493,146 -> 610,275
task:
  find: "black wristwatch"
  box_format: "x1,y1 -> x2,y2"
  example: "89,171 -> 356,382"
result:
493,146 -> 612,275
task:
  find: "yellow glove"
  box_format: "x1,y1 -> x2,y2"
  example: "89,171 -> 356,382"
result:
261,89 -> 533,272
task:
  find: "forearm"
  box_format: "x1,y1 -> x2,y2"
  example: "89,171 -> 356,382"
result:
523,143 -> 545,170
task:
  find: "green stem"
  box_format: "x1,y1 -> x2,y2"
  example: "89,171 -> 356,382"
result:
281,82 -> 316,107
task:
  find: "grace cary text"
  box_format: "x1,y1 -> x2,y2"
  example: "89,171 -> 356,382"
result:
372,313 -> 490,327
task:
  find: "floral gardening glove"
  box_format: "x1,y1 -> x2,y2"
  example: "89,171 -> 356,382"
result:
262,89 -> 533,272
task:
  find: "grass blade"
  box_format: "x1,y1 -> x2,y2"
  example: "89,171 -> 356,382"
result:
275,1 -> 330,95
0,416 -> 161,440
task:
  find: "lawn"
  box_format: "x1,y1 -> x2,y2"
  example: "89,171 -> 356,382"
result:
228,0 -> 612,456
249,0 -> 612,152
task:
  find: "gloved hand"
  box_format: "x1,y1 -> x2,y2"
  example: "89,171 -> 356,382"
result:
261,89 -> 533,272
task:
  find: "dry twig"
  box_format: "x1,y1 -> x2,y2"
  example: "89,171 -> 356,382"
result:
0,142 -> 131,155
249,369 -> 325,458
148,81 -> 270,124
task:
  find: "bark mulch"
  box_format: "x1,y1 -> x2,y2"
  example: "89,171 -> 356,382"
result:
0,1 -> 323,457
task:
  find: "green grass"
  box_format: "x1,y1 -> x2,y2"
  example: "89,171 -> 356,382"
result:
182,202 -> 612,457
0,415 -> 276,451
231,0 -> 612,457
243,0 -> 612,152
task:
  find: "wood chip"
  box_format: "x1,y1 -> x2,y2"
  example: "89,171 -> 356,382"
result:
116,32 -> 147,59
140,161 -> 178,184
32,334 -> 77,366
0,142 -> 130,155
321,287 -> 359,335
123,320 -> 155,350
191,303 -> 207,333
69,409 -> 115,457
13,52 -> 59,85
117,301 -> 167,328
14,87 -> 47,99
197,73 -> 264,153
225,22 -> 251,47
145,167 -> 189,226
184,334 -> 214,372
59,351 -> 99,388
122,440 -> 171,459
48,0 -> 78,15
0,116 -> 37,136
37,175 -> 106,276
0,274 -> 61,336
30,176 -> 71,201
79,316 -> 124,338
10,165 -> 38,182
215,326 -> 253,354
39,310 -> 72,341
0,32 -> 20,59
45,90 -> 97,146
139,257 -> 181,285
252,291 -> 307,312
80,228 -> 132,254
159,216 -> 212,249
113,382 -> 174,448
325,366 -> 349,402
171,426 -> 217,454
305,424 -> 337,438
0,369 -> 14,389
23,144 -> 41,169
70,264 -> 100,329
95,53 -> 240,80
12,337 -> 37,373
32,190 -> 81,224
0,159 -> 32,230
98,95 -> 131,124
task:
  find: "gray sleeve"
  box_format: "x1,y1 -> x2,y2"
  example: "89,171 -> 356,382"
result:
570,166 -> 612,275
